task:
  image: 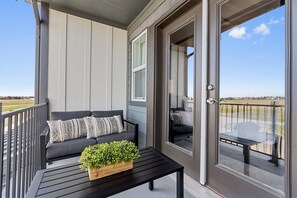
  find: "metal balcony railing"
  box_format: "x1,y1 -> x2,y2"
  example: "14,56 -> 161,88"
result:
220,101 -> 285,159
0,102 -> 48,198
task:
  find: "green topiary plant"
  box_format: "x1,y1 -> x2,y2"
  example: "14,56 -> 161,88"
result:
79,140 -> 140,171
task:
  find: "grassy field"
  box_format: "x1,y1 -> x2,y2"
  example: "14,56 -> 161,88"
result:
0,99 -> 34,113
220,98 -> 285,122
220,98 -> 285,137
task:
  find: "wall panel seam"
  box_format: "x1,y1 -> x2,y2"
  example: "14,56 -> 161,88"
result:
89,22 -> 93,110
110,27 -> 114,109
64,13 -> 68,111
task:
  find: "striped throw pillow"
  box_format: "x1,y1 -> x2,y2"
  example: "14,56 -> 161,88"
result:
47,120 -> 60,143
85,115 -> 125,139
47,118 -> 88,143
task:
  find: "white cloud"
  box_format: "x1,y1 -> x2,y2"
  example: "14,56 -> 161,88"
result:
268,19 -> 280,25
228,27 -> 247,39
254,23 -> 270,35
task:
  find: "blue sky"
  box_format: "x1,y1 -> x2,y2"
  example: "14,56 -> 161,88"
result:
220,6 -> 285,98
186,6 -> 285,99
0,0 -> 35,96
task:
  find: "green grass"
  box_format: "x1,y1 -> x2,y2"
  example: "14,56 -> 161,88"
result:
0,99 -> 34,113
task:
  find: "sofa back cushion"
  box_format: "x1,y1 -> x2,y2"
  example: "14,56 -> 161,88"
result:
91,110 -> 124,125
51,111 -> 91,121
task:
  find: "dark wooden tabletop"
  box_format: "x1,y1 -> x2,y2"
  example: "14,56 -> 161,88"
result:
220,131 -> 276,146
26,147 -> 184,198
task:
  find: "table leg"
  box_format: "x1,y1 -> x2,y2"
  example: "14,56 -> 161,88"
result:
243,145 -> 250,164
177,169 -> 184,198
149,180 -> 154,191
269,139 -> 279,166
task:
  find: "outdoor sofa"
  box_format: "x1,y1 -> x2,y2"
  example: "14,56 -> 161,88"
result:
40,110 -> 138,169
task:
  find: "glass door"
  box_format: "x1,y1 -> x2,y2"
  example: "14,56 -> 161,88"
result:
207,0 -> 287,197
161,5 -> 202,181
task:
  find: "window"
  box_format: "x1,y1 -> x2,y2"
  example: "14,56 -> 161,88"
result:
132,30 -> 147,102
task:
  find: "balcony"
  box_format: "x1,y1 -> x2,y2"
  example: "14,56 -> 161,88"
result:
0,102 -> 221,198
0,101 -> 285,197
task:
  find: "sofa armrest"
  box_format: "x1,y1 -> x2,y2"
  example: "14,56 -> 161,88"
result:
40,126 -> 50,169
123,119 -> 139,148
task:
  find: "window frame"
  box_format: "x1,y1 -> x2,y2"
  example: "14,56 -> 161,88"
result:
131,29 -> 147,102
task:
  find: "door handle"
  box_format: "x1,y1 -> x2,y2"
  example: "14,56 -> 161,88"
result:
206,98 -> 219,104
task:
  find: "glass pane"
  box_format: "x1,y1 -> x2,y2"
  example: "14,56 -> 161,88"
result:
168,21 -> 195,153
134,69 -> 145,99
133,33 -> 146,68
219,0 -> 285,192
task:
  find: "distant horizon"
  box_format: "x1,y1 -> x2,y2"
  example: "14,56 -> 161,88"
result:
0,96 -> 34,98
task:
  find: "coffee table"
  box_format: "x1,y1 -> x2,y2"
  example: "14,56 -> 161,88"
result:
26,147 -> 184,198
220,132 -> 278,166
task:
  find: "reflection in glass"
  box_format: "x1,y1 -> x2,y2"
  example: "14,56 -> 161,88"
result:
134,69 -> 145,98
219,0 -> 285,192
168,22 -> 195,152
133,34 -> 146,68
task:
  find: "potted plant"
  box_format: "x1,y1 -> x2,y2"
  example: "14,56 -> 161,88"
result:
79,140 -> 140,181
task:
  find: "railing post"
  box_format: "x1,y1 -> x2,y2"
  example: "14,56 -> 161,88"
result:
272,101 -> 276,137
270,101 -> 278,165
0,103 -> 3,194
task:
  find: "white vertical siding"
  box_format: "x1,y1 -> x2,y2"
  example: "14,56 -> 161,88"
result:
66,15 -> 91,111
48,10 -> 67,111
48,9 -> 127,115
90,22 -> 112,110
112,28 -> 128,117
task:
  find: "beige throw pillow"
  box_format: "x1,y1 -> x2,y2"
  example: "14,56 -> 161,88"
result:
47,118 -> 88,143
85,115 -> 125,139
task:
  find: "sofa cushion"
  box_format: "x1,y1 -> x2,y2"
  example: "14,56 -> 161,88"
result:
51,111 -> 91,121
91,110 -> 124,125
46,137 -> 96,160
170,112 -> 183,126
173,125 -> 193,135
91,110 -> 123,118
96,131 -> 134,144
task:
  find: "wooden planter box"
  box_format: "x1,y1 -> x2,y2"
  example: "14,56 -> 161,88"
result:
88,161 -> 133,181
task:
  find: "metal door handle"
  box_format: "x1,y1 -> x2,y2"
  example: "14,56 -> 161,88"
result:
206,98 -> 219,104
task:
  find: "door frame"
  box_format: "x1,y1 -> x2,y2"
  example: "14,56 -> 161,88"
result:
148,0 -> 201,181
164,4 -> 202,181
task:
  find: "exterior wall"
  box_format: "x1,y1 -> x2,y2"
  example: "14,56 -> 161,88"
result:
48,9 -> 127,116
127,0 -> 185,147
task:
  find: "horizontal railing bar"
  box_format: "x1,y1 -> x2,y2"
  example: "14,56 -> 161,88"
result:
220,102 -> 284,107
2,103 -> 47,119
